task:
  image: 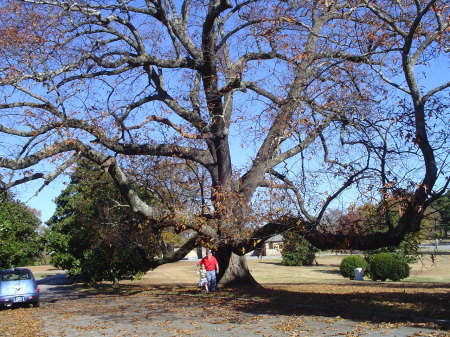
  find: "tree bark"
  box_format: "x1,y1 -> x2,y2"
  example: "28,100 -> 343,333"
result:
215,245 -> 261,288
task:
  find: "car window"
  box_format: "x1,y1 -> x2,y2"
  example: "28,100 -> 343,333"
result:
1,270 -> 32,281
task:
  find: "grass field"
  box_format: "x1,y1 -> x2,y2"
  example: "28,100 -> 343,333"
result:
29,251 -> 450,284
100,252 -> 449,286
250,253 -> 450,284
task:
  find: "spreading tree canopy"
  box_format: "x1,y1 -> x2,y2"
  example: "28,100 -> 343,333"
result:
0,0 -> 448,286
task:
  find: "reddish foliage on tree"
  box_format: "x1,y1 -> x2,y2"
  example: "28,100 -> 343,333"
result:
337,212 -> 365,235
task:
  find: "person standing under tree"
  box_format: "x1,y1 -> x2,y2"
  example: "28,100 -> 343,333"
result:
197,249 -> 219,292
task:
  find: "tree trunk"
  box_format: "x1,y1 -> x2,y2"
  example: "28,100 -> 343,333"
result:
215,245 -> 262,288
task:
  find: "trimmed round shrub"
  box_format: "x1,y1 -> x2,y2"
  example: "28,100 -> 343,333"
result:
339,255 -> 368,279
388,259 -> 410,281
368,253 -> 393,281
368,253 -> 410,281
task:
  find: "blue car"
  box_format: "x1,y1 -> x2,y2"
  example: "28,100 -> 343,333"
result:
0,268 -> 40,308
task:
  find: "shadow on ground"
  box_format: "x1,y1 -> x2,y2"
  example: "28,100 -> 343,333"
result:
35,274 -> 450,331
218,282 -> 450,329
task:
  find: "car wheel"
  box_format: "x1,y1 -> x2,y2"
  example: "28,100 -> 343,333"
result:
33,301 -> 40,308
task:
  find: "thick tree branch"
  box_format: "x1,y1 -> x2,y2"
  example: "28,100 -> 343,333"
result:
141,235 -> 199,269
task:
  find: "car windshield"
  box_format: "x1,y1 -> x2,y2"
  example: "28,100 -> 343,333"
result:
1,270 -> 32,281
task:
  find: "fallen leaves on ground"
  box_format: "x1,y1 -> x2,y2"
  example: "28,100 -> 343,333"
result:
0,307 -> 47,337
1,282 -> 449,336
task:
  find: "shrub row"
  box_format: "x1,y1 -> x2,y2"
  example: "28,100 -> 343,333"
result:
339,253 -> 410,281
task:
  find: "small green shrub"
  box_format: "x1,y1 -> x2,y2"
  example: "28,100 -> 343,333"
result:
368,253 -> 410,281
339,255 -> 368,279
368,253 -> 392,281
389,259 -> 410,281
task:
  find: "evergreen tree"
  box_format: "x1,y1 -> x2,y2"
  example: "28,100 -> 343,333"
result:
44,160 -> 162,284
281,230 -> 318,266
432,191 -> 450,238
0,192 -> 42,268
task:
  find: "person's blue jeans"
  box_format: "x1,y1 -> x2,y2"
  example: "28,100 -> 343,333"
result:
206,270 -> 217,292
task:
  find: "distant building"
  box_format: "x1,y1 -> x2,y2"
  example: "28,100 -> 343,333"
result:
251,235 -> 283,257
262,235 -> 284,256
182,247 -> 205,260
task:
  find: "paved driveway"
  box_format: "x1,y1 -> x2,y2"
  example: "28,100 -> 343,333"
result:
32,275 -> 449,337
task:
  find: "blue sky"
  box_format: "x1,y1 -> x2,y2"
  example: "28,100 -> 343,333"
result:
17,177 -> 68,224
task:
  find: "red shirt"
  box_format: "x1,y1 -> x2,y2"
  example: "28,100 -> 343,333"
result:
200,255 -> 219,271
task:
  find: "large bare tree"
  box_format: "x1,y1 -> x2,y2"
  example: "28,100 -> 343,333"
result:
0,0 -> 448,286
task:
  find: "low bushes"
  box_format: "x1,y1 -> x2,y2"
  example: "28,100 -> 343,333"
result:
340,253 -> 410,281
339,255 -> 368,279
367,253 -> 410,281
